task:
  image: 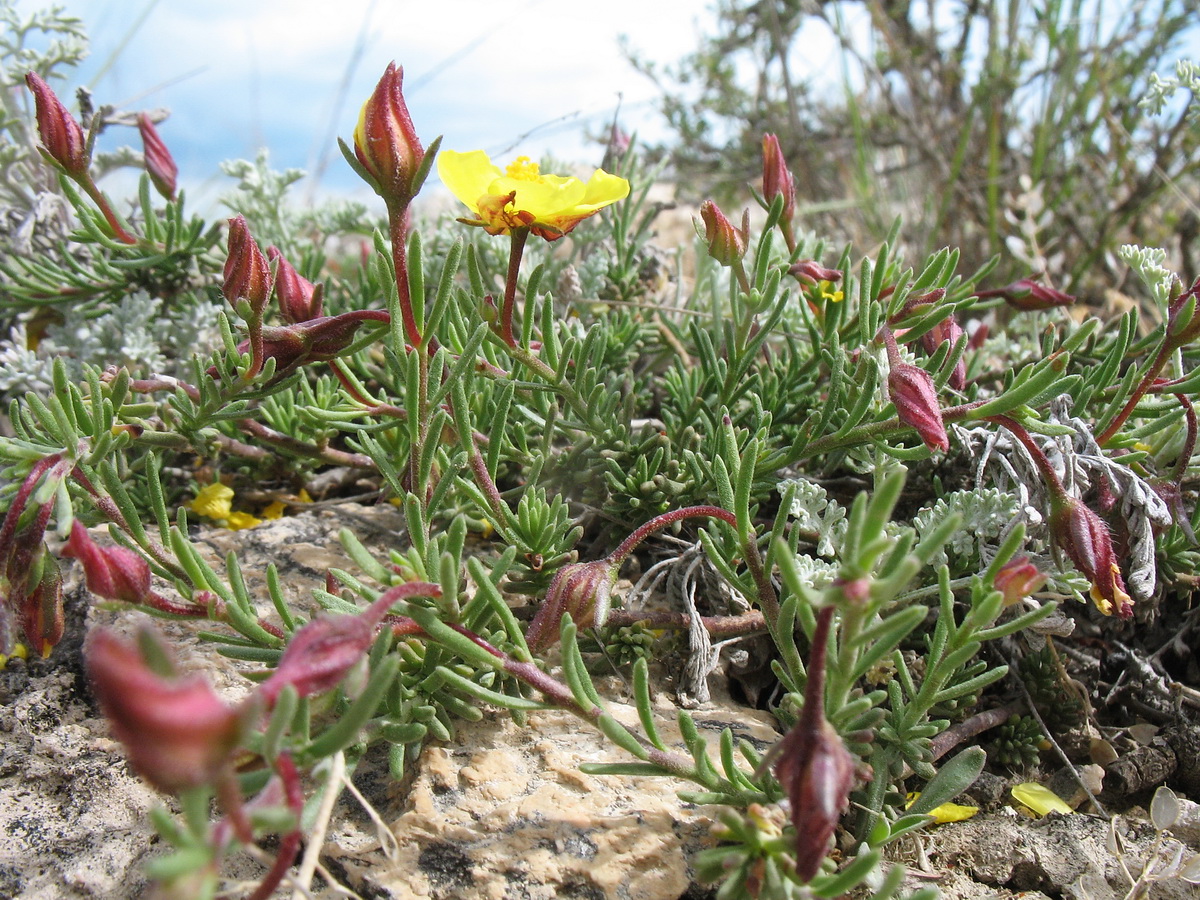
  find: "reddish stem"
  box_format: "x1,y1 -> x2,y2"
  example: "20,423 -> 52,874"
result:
386,202 -> 422,347
499,227 -> 530,347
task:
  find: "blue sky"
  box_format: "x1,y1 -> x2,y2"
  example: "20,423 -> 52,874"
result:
20,0 -> 718,208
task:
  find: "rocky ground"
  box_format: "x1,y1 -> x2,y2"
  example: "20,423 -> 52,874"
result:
1,502 -> 1198,899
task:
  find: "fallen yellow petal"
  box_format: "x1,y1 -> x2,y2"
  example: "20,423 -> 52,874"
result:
905,792 -> 980,824
1012,782 -> 1073,816
261,500 -> 287,520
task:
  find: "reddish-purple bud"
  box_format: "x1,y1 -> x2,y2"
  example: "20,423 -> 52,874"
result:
14,543 -> 63,660
223,215 -> 272,317
86,627 -> 249,794
697,201 -> 749,267
992,556 -> 1046,606
888,362 -> 949,452
788,259 -> 842,286
774,715 -> 856,881
260,592 -> 397,704
268,246 -> 323,323
920,315 -> 967,391
978,278 -> 1074,311
24,71 -> 89,178
136,113 -> 177,201
1048,496 -> 1132,617
761,133 -> 795,224
353,63 -> 425,207
526,559 -> 619,651
261,310 -> 388,374
62,521 -> 152,604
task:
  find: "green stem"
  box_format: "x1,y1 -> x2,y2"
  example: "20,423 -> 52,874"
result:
77,175 -> 138,245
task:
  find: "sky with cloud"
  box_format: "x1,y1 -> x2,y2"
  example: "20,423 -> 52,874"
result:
18,0 -> 718,208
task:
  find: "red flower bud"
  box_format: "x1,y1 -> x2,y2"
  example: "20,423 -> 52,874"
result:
222,215 -> 272,317
788,259 -> 842,286
25,71 -> 89,177
920,315 -> 967,391
774,715 -> 856,882
353,63 -> 425,207
1048,496 -> 1132,617
697,201 -> 749,267
761,133 -> 795,224
136,113 -> 177,201
259,592 -> 396,704
86,627 -> 249,794
268,246 -> 323,323
977,278 -> 1074,311
992,556 -> 1046,606
888,362 -> 949,452
62,521 -> 151,604
526,559 -> 618,651
15,544 -> 63,659
263,310 -> 388,373
773,606 -> 856,882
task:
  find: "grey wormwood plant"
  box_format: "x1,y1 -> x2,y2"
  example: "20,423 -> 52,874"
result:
1,8 -> 1200,898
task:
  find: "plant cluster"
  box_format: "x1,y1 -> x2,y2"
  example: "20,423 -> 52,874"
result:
1,4 -> 1199,898
632,0 -> 1200,295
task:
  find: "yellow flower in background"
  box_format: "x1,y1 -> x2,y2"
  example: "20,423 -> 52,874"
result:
187,482 -> 263,530
188,483 -> 234,520
225,511 -> 263,531
1011,782 -> 1073,817
261,500 -> 287,521
437,150 -> 629,241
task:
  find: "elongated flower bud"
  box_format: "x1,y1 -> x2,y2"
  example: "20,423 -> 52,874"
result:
259,592 -> 396,704
526,559 -> 618,650
1048,495 -> 1132,617
137,113 -> 177,200
697,201 -> 749,267
268,246 -> 323,323
788,259 -> 842,286
977,278 -> 1074,311
25,71 -> 89,177
223,215 -> 272,317
888,362 -> 949,452
761,133 -> 795,224
353,62 -> 425,207
62,521 -> 152,604
993,556 -> 1046,606
86,627 -> 249,794
920,315 -> 967,391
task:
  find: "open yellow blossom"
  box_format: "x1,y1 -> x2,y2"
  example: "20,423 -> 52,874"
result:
437,150 -> 629,241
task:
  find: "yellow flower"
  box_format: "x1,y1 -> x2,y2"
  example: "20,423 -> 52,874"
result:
1011,782 -> 1073,817
225,511 -> 263,531
188,483 -> 233,520
818,281 -> 844,303
437,150 -> 629,241
261,500 -> 287,520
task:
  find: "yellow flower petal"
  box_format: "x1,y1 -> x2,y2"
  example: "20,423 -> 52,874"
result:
188,482 -> 234,520
261,500 -> 287,520
1011,782 -> 1073,816
905,792 -> 980,824
225,511 -> 263,531
437,149 -> 629,240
